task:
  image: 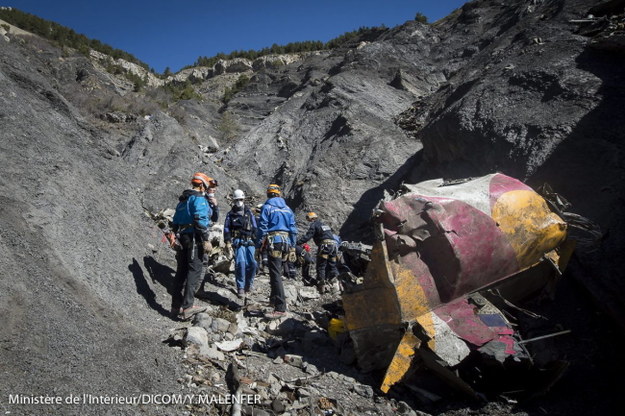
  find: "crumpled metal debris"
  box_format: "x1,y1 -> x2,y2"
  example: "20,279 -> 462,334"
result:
343,173 -> 575,397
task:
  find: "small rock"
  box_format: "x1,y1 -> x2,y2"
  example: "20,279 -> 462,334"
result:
303,363 -> 319,375
283,354 -> 304,368
209,371 -> 221,384
211,317 -> 231,333
327,371 -> 341,380
342,375 -> 356,384
271,397 -> 286,413
193,312 -> 212,325
352,384 -> 374,399
396,401 -> 420,416
227,322 -> 240,335
215,339 -> 243,352
198,345 -> 225,361
207,333 -> 223,343
184,327 -> 209,349
299,286 -> 320,300
297,388 -> 311,398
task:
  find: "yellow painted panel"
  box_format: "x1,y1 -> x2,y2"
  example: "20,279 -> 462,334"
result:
380,332 -> 421,393
390,261 -> 432,321
492,190 -> 567,269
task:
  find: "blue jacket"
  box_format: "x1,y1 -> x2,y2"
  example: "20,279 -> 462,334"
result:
257,197 -> 297,246
172,189 -> 212,240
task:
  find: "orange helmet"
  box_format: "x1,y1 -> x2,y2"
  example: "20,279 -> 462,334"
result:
267,184 -> 281,196
306,212 -> 318,221
191,172 -> 212,189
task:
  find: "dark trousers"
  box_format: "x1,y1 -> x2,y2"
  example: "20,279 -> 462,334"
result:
268,242 -> 287,312
285,260 -> 297,279
316,243 -> 337,282
172,233 -> 204,310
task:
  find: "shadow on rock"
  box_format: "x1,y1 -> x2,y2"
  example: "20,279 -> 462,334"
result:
143,255 -> 176,294
261,314 -> 378,391
196,286 -> 242,311
129,258 -> 170,318
340,151 -> 424,242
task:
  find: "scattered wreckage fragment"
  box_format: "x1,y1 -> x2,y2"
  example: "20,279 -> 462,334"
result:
343,173 -> 576,398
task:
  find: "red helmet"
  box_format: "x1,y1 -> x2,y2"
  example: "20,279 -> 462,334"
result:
302,243 -> 311,252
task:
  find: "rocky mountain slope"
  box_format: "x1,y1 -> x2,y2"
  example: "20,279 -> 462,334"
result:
1,0 -> 624,414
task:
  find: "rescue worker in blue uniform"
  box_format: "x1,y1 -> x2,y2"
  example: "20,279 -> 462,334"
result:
224,189 -> 257,297
171,172 -> 213,320
257,184 -> 298,319
297,212 -> 338,293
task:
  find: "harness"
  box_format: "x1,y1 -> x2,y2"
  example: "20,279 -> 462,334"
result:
231,208 -> 253,238
319,239 -> 338,259
267,231 -> 290,259
268,231 -> 289,239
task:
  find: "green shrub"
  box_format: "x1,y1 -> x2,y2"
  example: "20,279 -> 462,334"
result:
415,12 -> 428,24
222,74 -> 250,104
218,111 -> 239,140
0,8 -> 151,71
162,80 -> 201,102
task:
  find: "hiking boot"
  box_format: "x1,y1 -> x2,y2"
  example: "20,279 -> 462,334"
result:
170,307 -> 183,319
264,310 -> 287,320
245,284 -> 254,294
182,305 -> 207,321
237,288 -> 245,298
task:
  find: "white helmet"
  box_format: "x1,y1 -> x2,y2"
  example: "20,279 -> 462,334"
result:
232,189 -> 245,200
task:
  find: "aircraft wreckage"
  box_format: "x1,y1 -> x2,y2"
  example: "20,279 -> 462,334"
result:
342,173 -> 578,399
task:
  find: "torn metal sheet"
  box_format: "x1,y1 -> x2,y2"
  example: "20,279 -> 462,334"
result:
343,173 -> 573,396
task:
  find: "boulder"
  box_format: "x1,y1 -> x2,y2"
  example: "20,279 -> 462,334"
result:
184,327 -> 209,349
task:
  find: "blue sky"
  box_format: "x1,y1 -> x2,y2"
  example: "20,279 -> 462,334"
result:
6,1 -> 469,74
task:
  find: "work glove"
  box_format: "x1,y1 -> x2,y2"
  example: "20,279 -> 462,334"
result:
288,247 -> 297,263
166,232 -> 180,251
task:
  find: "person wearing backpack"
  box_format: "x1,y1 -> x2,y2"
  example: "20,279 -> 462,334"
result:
297,212 -> 338,293
223,189 -> 258,297
171,172 -> 213,320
